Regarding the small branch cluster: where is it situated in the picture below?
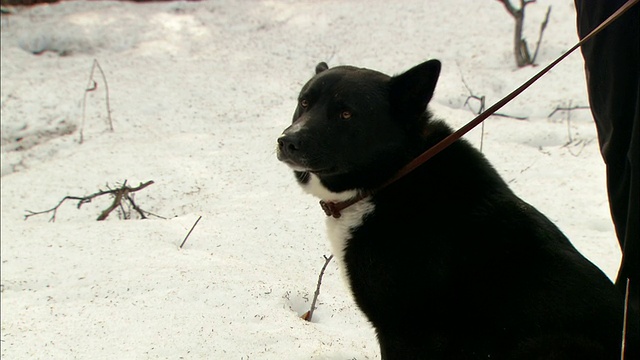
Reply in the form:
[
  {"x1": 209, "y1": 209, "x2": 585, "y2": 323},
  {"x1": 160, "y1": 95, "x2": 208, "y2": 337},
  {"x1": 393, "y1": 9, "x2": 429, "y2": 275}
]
[
  {"x1": 497, "y1": 0, "x2": 551, "y2": 67},
  {"x1": 548, "y1": 100, "x2": 590, "y2": 141},
  {"x1": 548, "y1": 100, "x2": 592, "y2": 157},
  {"x1": 459, "y1": 71, "x2": 528, "y2": 152},
  {"x1": 462, "y1": 77, "x2": 487, "y2": 115},
  {"x1": 460, "y1": 71, "x2": 527, "y2": 121},
  {"x1": 301, "y1": 254, "x2": 333, "y2": 322},
  {"x1": 25, "y1": 180, "x2": 156, "y2": 222}
]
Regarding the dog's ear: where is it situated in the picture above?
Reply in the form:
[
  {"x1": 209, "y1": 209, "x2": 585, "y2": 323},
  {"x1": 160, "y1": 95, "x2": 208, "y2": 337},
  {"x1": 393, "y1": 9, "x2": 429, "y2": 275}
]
[
  {"x1": 389, "y1": 59, "x2": 441, "y2": 117},
  {"x1": 315, "y1": 62, "x2": 329, "y2": 74}
]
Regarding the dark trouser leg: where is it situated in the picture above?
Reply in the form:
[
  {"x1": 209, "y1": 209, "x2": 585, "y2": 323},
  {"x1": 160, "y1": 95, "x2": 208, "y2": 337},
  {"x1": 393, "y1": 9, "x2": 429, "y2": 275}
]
[{"x1": 574, "y1": 1, "x2": 639, "y2": 310}]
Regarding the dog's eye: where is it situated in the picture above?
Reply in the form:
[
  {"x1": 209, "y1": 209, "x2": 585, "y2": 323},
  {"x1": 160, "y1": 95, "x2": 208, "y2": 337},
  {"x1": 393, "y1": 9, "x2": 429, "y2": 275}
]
[
  {"x1": 300, "y1": 99, "x2": 309, "y2": 108},
  {"x1": 340, "y1": 111, "x2": 352, "y2": 120}
]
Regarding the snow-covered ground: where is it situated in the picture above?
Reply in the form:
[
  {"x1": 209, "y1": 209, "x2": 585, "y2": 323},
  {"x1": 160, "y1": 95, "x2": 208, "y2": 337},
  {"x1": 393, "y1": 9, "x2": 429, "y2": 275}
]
[{"x1": 1, "y1": 1, "x2": 620, "y2": 358}]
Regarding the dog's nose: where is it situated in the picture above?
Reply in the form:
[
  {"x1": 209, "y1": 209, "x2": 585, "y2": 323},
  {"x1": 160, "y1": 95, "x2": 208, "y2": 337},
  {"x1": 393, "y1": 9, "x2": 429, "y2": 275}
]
[{"x1": 277, "y1": 134, "x2": 301, "y2": 156}]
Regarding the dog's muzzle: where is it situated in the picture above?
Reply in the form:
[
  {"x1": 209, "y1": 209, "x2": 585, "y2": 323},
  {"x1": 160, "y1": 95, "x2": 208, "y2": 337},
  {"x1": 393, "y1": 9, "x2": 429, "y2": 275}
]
[{"x1": 277, "y1": 133, "x2": 308, "y2": 172}]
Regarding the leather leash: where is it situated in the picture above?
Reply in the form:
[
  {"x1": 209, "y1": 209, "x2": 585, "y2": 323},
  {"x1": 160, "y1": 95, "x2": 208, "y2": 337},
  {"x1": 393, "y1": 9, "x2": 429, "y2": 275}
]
[{"x1": 320, "y1": 0, "x2": 639, "y2": 219}]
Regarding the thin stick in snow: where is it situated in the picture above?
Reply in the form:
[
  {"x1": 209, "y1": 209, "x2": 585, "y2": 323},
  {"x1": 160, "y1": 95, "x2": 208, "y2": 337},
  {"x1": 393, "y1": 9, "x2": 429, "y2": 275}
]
[
  {"x1": 530, "y1": 6, "x2": 552, "y2": 64},
  {"x1": 460, "y1": 72, "x2": 487, "y2": 152},
  {"x1": 80, "y1": 59, "x2": 113, "y2": 144},
  {"x1": 301, "y1": 254, "x2": 333, "y2": 322},
  {"x1": 180, "y1": 215, "x2": 202, "y2": 249}
]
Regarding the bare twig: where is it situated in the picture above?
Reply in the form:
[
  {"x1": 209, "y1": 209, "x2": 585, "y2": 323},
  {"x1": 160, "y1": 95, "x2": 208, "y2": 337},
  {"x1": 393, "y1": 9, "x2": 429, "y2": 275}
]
[
  {"x1": 530, "y1": 6, "x2": 551, "y2": 64},
  {"x1": 548, "y1": 100, "x2": 591, "y2": 156},
  {"x1": 301, "y1": 254, "x2": 333, "y2": 322},
  {"x1": 144, "y1": 211, "x2": 168, "y2": 220},
  {"x1": 460, "y1": 72, "x2": 487, "y2": 152},
  {"x1": 547, "y1": 104, "x2": 590, "y2": 118},
  {"x1": 461, "y1": 74, "x2": 487, "y2": 115},
  {"x1": 125, "y1": 193, "x2": 146, "y2": 219},
  {"x1": 25, "y1": 180, "x2": 155, "y2": 222},
  {"x1": 97, "y1": 180, "x2": 127, "y2": 221},
  {"x1": 25, "y1": 195, "x2": 90, "y2": 222},
  {"x1": 491, "y1": 113, "x2": 528, "y2": 121},
  {"x1": 80, "y1": 59, "x2": 113, "y2": 144},
  {"x1": 180, "y1": 215, "x2": 202, "y2": 249},
  {"x1": 459, "y1": 71, "x2": 528, "y2": 152},
  {"x1": 497, "y1": 0, "x2": 551, "y2": 67},
  {"x1": 464, "y1": 94, "x2": 486, "y2": 152}
]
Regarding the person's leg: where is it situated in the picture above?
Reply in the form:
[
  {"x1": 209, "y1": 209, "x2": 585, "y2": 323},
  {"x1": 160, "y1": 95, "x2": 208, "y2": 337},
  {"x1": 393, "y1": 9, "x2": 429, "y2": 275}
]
[{"x1": 575, "y1": 1, "x2": 639, "y2": 310}]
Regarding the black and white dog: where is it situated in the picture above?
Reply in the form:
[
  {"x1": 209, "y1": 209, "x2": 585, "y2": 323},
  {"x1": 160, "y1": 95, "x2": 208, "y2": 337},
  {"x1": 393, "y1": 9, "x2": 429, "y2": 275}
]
[{"x1": 276, "y1": 60, "x2": 638, "y2": 359}]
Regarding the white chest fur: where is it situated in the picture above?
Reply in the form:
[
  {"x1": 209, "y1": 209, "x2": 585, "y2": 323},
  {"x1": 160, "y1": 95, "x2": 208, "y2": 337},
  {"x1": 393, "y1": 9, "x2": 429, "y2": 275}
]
[
  {"x1": 325, "y1": 199, "x2": 375, "y2": 279},
  {"x1": 302, "y1": 174, "x2": 376, "y2": 289}
]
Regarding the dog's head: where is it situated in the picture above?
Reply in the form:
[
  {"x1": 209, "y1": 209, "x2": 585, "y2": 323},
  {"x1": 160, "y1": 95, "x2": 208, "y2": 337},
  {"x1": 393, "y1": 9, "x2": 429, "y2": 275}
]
[{"x1": 277, "y1": 60, "x2": 441, "y2": 199}]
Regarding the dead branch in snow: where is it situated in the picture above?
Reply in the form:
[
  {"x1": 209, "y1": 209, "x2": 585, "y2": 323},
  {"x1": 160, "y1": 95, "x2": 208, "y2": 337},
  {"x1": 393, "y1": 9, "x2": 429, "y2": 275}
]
[
  {"x1": 80, "y1": 59, "x2": 113, "y2": 144},
  {"x1": 459, "y1": 72, "x2": 487, "y2": 152},
  {"x1": 180, "y1": 215, "x2": 202, "y2": 249},
  {"x1": 461, "y1": 74, "x2": 487, "y2": 115},
  {"x1": 497, "y1": 0, "x2": 551, "y2": 67},
  {"x1": 547, "y1": 104, "x2": 590, "y2": 119},
  {"x1": 301, "y1": 254, "x2": 333, "y2": 322},
  {"x1": 459, "y1": 72, "x2": 528, "y2": 152},
  {"x1": 491, "y1": 113, "x2": 528, "y2": 121},
  {"x1": 458, "y1": 63, "x2": 529, "y2": 121},
  {"x1": 549, "y1": 100, "x2": 591, "y2": 156},
  {"x1": 24, "y1": 180, "x2": 155, "y2": 222}
]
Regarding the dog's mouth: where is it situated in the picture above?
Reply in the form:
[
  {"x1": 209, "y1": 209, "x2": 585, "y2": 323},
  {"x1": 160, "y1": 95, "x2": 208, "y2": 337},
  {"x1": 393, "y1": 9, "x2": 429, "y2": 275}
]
[
  {"x1": 276, "y1": 147, "x2": 317, "y2": 172},
  {"x1": 276, "y1": 148, "x2": 304, "y2": 169},
  {"x1": 276, "y1": 138, "x2": 338, "y2": 176},
  {"x1": 279, "y1": 158, "x2": 307, "y2": 172},
  {"x1": 277, "y1": 153, "x2": 335, "y2": 176},
  {"x1": 281, "y1": 160, "x2": 333, "y2": 176}
]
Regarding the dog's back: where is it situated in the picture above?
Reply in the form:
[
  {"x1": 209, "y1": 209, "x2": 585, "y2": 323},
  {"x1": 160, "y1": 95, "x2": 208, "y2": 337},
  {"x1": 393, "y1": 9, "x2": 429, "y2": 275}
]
[{"x1": 348, "y1": 120, "x2": 636, "y2": 359}]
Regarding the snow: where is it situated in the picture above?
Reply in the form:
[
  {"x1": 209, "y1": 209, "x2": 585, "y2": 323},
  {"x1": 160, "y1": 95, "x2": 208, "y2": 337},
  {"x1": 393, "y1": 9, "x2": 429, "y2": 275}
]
[{"x1": 0, "y1": 0, "x2": 620, "y2": 358}]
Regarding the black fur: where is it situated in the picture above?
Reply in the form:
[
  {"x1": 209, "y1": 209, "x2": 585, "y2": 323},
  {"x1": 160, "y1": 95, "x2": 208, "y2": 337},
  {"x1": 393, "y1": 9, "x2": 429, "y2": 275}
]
[{"x1": 277, "y1": 60, "x2": 639, "y2": 359}]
